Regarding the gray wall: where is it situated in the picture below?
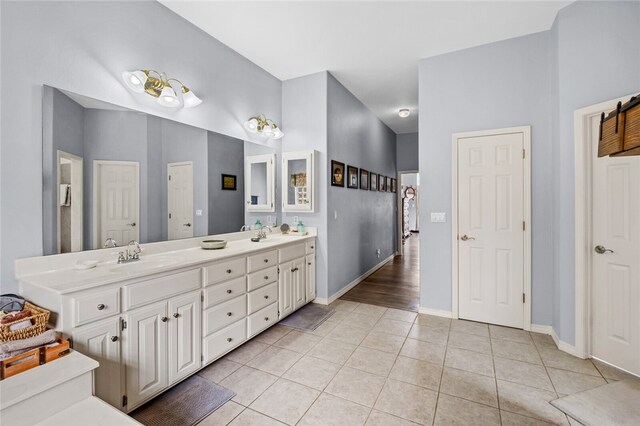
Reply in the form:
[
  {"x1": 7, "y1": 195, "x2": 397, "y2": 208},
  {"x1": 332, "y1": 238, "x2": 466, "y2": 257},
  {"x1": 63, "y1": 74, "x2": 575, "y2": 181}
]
[
  {"x1": 208, "y1": 132, "x2": 244, "y2": 235},
  {"x1": 147, "y1": 116, "x2": 164, "y2": 243},
  {"x1": 396, "y1": 132, "x2": 419, "y2": 171},
  {"x1": 0, "y1": 0, "x2": 281, "y2": 293},
  {"x1": 327, "y1": 74, "x2": 397, "y2": 297},
  {"x1": 550, "y1": 0, "x2": 640, "y2": 343},
  {"x1": 419, "y1": 31, "x2": 554, "y2": 325},
  {"x1": 282, "y1": 72, "x2": 329, "y2": 298}
]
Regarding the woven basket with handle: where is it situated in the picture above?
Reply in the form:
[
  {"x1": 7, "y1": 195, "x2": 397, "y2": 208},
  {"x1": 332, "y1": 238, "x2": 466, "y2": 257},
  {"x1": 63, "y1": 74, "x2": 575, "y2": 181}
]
[{"x1": 0, "y1": 302, "x2": 50, "y2": 342}]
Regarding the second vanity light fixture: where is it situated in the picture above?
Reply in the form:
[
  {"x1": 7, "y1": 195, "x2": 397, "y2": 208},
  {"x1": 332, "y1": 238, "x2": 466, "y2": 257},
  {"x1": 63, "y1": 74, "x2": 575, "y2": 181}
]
[
  {"x1": 122, "y1": 69, "x2": 202, "y2": 108},
  {"x1": 244, "y1": 115, "x2": 284, "y2": 139}
]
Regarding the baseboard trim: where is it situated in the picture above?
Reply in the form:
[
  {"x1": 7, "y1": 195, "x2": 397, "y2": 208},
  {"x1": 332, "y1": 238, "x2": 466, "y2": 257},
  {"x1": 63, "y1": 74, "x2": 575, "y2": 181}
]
[
  {"x1": 316, "y1": 254, "x2": 396, "y2": 306},
  {"x1": 531, "y1": 324, "x2": 584, "y2": 358},
  {"x1": 418, "y1": 307, "x2": 453, "y2": 318}
]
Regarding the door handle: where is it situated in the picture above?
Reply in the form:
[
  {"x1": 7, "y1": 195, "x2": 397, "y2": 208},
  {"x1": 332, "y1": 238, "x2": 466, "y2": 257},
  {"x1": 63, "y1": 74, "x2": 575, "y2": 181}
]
[
  {"x1": 183, "y1": 223, "x2": 192, "y2": 227},
  {"x1": 126, "y1": 222, "x2": 136, "y2": 227},
  {"x1": 460, "y1": 235, "x2": 475, "y2": 241},
  {"x1": 594, "y1": 245, "x2": 614, "y2": 254}
]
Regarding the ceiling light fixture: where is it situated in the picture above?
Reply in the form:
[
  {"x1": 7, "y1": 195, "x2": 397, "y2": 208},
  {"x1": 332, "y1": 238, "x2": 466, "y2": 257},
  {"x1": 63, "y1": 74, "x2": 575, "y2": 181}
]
[
  {"x1": 121, "y1": 69, "x2": 202, "y2": 108},
  {"x1": 244, "y1": 115, "x2": 284, "y2": 139},
  {"x1": 398, "y1": 108, "x2": 410, "y2": 118}
]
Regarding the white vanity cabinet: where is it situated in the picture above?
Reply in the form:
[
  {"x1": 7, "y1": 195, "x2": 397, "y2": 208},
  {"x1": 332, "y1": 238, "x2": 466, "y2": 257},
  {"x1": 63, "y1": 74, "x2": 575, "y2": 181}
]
[{"x1": 278, "y1": 243, "x2": 310, "y2": 319}]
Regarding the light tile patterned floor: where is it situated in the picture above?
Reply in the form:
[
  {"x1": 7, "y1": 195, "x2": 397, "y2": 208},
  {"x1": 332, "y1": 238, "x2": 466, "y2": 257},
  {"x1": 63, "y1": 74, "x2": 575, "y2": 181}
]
[{"x1": 196, "y1": 301, "x2": 638, "y2": 426}]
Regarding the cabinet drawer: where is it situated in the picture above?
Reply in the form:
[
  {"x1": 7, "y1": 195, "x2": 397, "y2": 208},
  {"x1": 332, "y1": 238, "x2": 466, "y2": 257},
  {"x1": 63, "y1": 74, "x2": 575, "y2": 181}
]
[
  {"x1": 305, "y1": 241, "x2": 316, "y2": 255},
  {"x1": 203, "y1": 318, "x2": 247, "y2": 364},
  {"x1": 248, "y1": 283, "x2": 278, "y2": 314},
  {"x1": 248, "y1": 302, "x2": 278, "y2": 338},
  {"x1": 247, "y1": 250, "x2": 278, "y2": 273},
  {"x1": 203, "y1": 295, "x2": 247, "y2": 336},
  {"x1": 205, "y1": 257, "x2": 246, "y2": 286},
  {"x1": 279, "y1": 243, "x2": 306, "y2": 263},
  {"x1": 203, "y1": 276, "x2": 246, "y2": 309},
  {"x1": 123, "y1": 269, "x2": 201, "y2": 310},
  {"x1": 247, "y1": 266, "x2": 278, "y2": 292},
  {"x1": 73, "y1": 288, "x2": 120, "y2": 327}
]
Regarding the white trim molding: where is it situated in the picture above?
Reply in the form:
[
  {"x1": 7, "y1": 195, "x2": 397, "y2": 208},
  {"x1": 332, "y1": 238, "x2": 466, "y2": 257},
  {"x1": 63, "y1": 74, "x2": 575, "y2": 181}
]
[
  {"x1": 418, "y1": 307, "x2": 453, "y2": 318},
  {"x1": 313, "y1": 254, "x2": 395, "y2": 305},
  {"x1": 451, "y1": 126, "x2": 532, "y2": 330},
  {"x1": 531, "y1": 324, "x2": 583, "y2": 358},
  {"x1": 573, "y1": 94, "x2": 635, "y2": 361}
]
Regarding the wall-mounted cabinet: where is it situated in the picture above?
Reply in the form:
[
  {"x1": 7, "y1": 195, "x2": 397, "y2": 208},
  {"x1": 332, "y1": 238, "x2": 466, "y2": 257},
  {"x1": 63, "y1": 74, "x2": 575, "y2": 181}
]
[
  {"x1": 245, "y1": 154, "x2": 275, "y2": 212},
  {"x1": 282, "y1": 150, "x2": 315, "y2": 212}
]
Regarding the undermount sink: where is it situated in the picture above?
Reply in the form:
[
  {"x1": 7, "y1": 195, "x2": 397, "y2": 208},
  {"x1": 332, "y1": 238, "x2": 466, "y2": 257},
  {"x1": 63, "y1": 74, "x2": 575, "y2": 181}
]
[{"x1": 108, "y1": 256, "x2": 183, "y2": 273}]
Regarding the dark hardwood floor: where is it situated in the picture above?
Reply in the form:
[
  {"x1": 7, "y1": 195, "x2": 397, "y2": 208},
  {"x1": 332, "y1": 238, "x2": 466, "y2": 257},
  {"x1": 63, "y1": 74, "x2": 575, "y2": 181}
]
[{"x1": 340, "y1": 234, "x2": 419, "y2": 311}]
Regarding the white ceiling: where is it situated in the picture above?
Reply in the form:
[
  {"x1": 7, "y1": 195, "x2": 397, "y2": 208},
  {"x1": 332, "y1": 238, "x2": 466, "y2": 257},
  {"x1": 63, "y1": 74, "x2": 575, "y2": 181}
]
[{"x1": 160, "y1": 1, "x2": 570, "y2": 134}]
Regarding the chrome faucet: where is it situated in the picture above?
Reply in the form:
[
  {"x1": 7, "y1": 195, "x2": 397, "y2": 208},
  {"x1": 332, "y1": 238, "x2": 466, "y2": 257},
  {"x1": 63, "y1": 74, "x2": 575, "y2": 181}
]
[
  {"x1": 240, "y1": 225, "x2": 250, "y2": 232},
  {"x1": 256, "y1": 226, "x2": 272, "y2": 240},
  {"x1": 117, "y1": 240, "x2": 141, "y2": 264},
  {"x1": 104, "y1": 237, "x2": 118, "y2": 248}
]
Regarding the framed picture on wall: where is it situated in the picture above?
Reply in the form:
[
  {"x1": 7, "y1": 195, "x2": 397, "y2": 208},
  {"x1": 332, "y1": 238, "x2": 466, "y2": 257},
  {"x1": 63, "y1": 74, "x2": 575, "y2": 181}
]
[
  {"x1": 370, "y1": 173, "x2": 378, "y2": 191},
  {"x1": 386, "y1": 176, "x2": 392, "y2": 192},
  {"x1": 379, "y1": 175, "x2": 386, "y2": 191},
  {"x1": 221, "y1": 174, "x2": 237, "y2": 190},
  {"x1": 360, "y1": 169, "x2": 369, "y2": 190},
  {"x1": 391, "y1": 178, "x2": 397, "y2": 193},
  {"x1": 331, "y1": 160, "x2": 345, "y2": 187},
  {"x1": 347, "y1": 165, "x2": 359, "y2": 189}
]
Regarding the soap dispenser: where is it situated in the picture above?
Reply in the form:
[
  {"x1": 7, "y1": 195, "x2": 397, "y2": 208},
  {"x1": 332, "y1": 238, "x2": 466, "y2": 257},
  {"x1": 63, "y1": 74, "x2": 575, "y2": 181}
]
[
  {"x1": 297, "y1": 221, "x2": 305, "y2": 235},
  {"x1": 254, "y1": 219, "x2": 263, "y2": 230}
]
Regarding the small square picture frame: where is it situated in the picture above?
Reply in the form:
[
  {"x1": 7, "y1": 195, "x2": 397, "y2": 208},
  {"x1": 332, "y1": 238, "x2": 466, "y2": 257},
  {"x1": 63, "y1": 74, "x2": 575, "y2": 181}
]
[
  {"x1": 386, "y1": 176, "x2": 392, "y2": 192},
  {"x1": 360, "y1": 169, "x2": 369, "y2": 190},
  {"x1": 347, "y1": 165, "x2": 359, "y2": 189},
  {"x1": 221, "y1": 174, "x2": 237, "y2": 190},
  {"x1": 379, "y1": 175, "x2": 386, "y2": 191},
  {"x1": 370, "y1": 173, "x2": 378, "y2": 191},
  {"x1": 331, "y1": 160, "x2": 345, "y2": 187},
  {"x1": 391, "y1": 178, "x2": 397, "y2": 193}
]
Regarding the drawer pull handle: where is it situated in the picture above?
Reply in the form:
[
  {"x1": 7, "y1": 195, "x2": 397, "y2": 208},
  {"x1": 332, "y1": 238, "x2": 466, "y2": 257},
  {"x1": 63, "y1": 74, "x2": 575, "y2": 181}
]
[
  {"x1": 227, "y1": 312, "x2": 233, "y2": 316},
  {"x1": 111, "y1": 336, "x2": 118, "y2": 342},
  {"x1": 264, "y1": 276, "x2": 269, "y2": 280},
  {"x1": 227, "y1": 337, "x2": 233, "y2": 342},
  {"x1": 173, "y1": 313, "x2": 180, "y2": 318},
  {"x1": 227, "y1": 289, "x2": 233, "y2": 294},
  {"x1": 264, "y1": 317, "x2": 269, "y2": 321},
  {"x1": 264, "y1": 259, "x2": 269, "y2": 263},
  {"x1": 310, "y1": 246, "x2": 314, "y2": 249},
  {"x1": 226, "y1": 269, "x2": 232, "y2": 274},
  {"x1": 161, "y1": 316, "x2": 168, "y2": 322},
  {"x1": 264, "y1": 295, "x2": 269, "y2": 299},
  {"x1": 97, "y1": 304, "x2": 105, "y2": 310}
]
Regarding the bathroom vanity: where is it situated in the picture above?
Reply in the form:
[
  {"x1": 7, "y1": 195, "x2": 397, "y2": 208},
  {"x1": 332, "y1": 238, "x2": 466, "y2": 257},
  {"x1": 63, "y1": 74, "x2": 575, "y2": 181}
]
[{"x1": 17, "y1": 229, "x2": 317, "y2": 413}]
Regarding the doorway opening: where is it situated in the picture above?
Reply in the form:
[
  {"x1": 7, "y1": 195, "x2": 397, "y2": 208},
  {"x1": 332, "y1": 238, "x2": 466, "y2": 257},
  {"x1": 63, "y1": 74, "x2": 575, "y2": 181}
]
[{"x1": 57, "y1": 150, "x2": 83, "y2": 253}]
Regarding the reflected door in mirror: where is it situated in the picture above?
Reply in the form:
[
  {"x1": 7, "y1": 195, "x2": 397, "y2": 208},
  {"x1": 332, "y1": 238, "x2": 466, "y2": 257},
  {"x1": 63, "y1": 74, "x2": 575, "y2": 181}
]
[{"x1": 168, "y1": 162, "x2": 194, "y2": 240}]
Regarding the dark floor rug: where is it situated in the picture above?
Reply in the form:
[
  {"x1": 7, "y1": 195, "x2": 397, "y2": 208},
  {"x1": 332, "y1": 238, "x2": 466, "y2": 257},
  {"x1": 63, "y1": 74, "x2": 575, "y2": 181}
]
[
  {"x1": 130, "y1": 374, "x2": 235, "y2": 426},
  {"x1": 279, "y1": 303, "x2": 335, "y2": 331}
]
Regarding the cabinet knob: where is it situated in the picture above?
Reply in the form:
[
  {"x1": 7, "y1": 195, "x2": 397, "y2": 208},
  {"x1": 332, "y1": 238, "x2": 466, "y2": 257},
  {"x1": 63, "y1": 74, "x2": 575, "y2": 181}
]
[
  {"x1": 111, "y1": 336, "x2": 118, "y2": 342},
  {"x1": 161, "y1": 316, "x2": 168, "y2": 322},
  {"x1": 173, "y1": 313, "x2": 180, "y2": 318},
  {"x1": 264, "y1": 259, "x2": 269, "y2": 263},
  {"x1": 264, "y1": 276, "x2": 269, "y2": 280},
  {"x1": 227, "y1": 312, "x2": 233, "y2": 317},
  {"x1": 227, "y1": 337, "x2": 233, "y2": 342},
  {"x1": 226, "y1": 269, "x2": 232, "y2": 274},
  {"x1": 264, "y1": 295, "x2": 269, "y2": 299},
  {"x1": 227, "y1": 289, "x2": 232, "y2": 294},
  {"x1": 264, "y1": 317, "x2": 269, "y2": 321},
  {"x1": 311, "y1": 246, "x2": 314, "y2": 249},
  {"x1": 291, "y1": 268, "x2": 296, "y2": 272},
  {"x1": 308, "y1": 262, "x2": 311, "y2": 266},
  {"x1": 97, "y1": 304, "x2": 105, "y2": 310}
]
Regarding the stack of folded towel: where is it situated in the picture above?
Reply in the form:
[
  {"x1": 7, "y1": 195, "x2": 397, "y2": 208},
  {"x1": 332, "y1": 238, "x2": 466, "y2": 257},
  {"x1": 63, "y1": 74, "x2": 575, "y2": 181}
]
[{"x1": 0, "y1": 294, "x2": 58, "y2": 361}]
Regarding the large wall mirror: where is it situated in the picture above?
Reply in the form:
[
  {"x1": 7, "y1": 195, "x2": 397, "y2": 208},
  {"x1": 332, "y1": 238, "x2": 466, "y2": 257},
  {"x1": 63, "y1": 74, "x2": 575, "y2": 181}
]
[{"x1": 42, "y1": 86, "x2": 278, "y2": 255}]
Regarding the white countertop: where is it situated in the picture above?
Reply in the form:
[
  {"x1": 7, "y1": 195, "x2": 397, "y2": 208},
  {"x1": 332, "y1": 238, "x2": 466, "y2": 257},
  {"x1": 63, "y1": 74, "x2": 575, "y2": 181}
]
[{"x1": 16, "y1": 230, "x2": 316, "y2": 295}]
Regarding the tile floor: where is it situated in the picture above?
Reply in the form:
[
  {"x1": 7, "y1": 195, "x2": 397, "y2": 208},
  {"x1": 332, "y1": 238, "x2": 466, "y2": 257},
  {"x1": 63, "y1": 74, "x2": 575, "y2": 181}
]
[{"x1": 196, "y1": 301, "x2": 638, "y2": 426}]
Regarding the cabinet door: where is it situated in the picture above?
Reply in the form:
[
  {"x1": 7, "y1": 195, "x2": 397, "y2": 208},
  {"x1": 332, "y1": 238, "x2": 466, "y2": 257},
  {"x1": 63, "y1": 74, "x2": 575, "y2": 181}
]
[
  {"x1": 306, "y1": 254, "x2": 316, "y2": 301},
  {"x1": 168, "y1": 291, "x2": 201, "y2": 384},
  {"x1": 293, "y1": 257, "x2": 306, "y2": 310},
  {"x1": 72, "y1": 317, "x2": 122, "y2": 409},
  {"x1": 125, "y1": 301, "x2": 168, "y2": 410},
  {"x1": 278, "y1": 261, "x2": 294, "y2": 319}
]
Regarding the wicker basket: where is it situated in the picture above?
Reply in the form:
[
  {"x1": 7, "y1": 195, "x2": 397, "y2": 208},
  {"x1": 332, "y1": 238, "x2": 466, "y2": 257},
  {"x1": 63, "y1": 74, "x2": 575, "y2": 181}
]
[{"x1": 0, "y1": 302, "x2": 50, "y2": 342}]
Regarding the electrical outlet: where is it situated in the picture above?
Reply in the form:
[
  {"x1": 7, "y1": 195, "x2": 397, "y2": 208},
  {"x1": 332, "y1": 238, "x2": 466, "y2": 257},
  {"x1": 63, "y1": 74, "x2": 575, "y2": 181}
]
[
  {"x1": 430, "y1": 212, "x2": 446, "y2": 223},
  {"x1": 195, "y1": 209, "x2": 203, "y2": 217},
  {"x1": 293, "y1": 216, "x2": 299, "y2": 224},
  {"x1": 334, "y1": 210, "x2": 338, "y2": 220},
  {"x1": 376, "y1": 249, "x2": 381, "y2": 258},
  {"x1": 267, "y1": 216, "x2": 272, "y2": 225}
]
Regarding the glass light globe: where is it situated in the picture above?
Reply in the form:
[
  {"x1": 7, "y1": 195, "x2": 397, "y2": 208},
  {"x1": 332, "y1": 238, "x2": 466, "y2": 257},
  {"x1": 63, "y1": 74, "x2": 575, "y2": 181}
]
[
  {"x1": 182, "y1": 89, "x2": 202, "y2": 108},
  {"x1": 122, "y1": 70, "x2": 147, "y2": 93},
  {"x1": 157, "y1": 85, "x2": 179, "y2": 107}
]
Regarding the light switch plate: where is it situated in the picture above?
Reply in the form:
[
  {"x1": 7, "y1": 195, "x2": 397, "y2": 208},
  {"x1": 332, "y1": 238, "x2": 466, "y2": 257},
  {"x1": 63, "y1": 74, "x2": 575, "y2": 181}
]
[
  {"x1": 430, "y1": 212, "x2": 446, "y2": 223},
  {"x1": 195, "y1": 209, "x2": 203, "y2": 216}
]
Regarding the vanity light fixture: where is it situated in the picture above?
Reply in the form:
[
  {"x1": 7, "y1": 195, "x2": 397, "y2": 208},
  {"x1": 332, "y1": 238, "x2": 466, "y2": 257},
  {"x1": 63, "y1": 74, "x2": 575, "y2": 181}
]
[
  {"x1": 398, "y1": 108, "x2": 410, "y2": 118},
  {"x1": 121, "y1": 69, "x2": 202, "y2": 108},
  {"x1": 244, "y1": 115, "x2": 284, "y2": 139}
]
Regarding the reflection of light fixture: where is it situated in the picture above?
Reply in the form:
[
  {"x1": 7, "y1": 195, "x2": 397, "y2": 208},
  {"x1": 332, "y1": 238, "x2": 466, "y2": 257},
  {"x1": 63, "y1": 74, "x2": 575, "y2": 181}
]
[
  {"x1": 244, "y1": 114, "x2": 284, "y2": 139},
  {"x1": 121, "y1": 69, "x2": 202, "y2": 108},
  {"x1": 398, "y1": 108, "x2": 410, "y2": 118}
]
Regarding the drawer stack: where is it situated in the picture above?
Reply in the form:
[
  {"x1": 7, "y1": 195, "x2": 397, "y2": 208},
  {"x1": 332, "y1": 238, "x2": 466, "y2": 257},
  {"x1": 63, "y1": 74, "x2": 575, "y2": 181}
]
[{"x1": 246, "y1": 250, "x2": 279, "y2": 338}]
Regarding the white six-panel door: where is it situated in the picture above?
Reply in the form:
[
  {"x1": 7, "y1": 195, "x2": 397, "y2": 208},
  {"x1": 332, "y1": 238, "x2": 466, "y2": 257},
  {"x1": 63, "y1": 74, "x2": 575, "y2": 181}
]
[
  {"x1": 167, "y1": 162, "x2": 194, "y2": 240},
  {"x1": 590, "y1": 116, "x2": 640, "y2": 376},
  {"x1": 94, "y1": 161, "x2": 139, "y2": 248},
  {"x1": 457, "y1": 131, "x2": 526, "y2": 328}
]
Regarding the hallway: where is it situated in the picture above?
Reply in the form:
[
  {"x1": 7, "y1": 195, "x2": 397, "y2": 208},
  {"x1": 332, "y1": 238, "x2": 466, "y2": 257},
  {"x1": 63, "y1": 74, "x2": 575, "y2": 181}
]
[{"x1": 340, "y1": 235, "x2": 419, "y2": 311}]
